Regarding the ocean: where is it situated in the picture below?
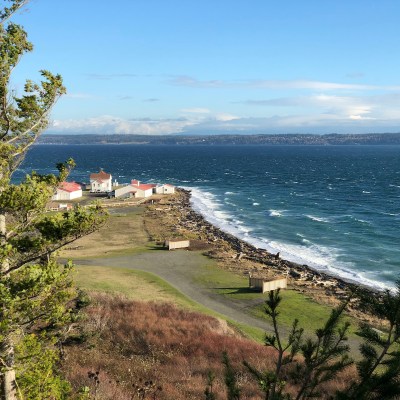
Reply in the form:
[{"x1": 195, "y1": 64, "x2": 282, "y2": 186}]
[{"x1": 16, "y1": 144, "x2": 400, "y2": 290}]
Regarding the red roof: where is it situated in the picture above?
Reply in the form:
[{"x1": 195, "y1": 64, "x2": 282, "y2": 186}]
[
  {"x1": 59, "y1": 181, "x2": 82, "y2": 193},
  {"x1": 90, "y1": 170, "x2": 111, "y2": 180},
  {"x1": 131, "y1": 183, "x2": 154, "y2": 191}
]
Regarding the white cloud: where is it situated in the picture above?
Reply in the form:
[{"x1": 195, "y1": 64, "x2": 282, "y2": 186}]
[
  {"x1": 49, "y1": 111, "x2": 400, "y2": 135},
  {"x1": 50, "y1": 88, "x2": 400, "y2": 136},
  {"x1": 215, "y1": 113, "x2": 240, "y2": 122},
  {"x1": 51, "y1": 115, "x2": 197, "y2": 135}
]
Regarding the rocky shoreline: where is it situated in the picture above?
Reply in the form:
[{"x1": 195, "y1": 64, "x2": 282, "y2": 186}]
[{"x1": 163, "y1": 188, "x2": 379, "y2": 309}]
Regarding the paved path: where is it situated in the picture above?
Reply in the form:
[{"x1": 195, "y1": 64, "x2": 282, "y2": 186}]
[
  {"x1": 73, "y1": 251, "x2": 363, "y2": 353},
  {"x1": 74, "y1": 251, "x2": 273, "y2": 333}
]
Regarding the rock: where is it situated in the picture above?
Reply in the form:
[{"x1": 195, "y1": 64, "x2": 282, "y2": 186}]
[{"x1": 289, "y1": 270, "x2": 301, "y2": 279}]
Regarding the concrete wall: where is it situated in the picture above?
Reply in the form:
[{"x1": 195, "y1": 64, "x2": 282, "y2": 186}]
[
  {"x1": 68, "y1": 189, "x2": 82, "y2": 200},
  {"x1": 114, "y1": 185, "x2": 132, "y2": 198},
  {"x1": 138, "y1": 188, "x2": 153, "y2": 198},
  {"x1": 249, "y1": 276, "x2": 287, "y2": 293},
  {"x1": 165, "y1": 240, "x2": 190, "y2": 250},
  {"x1": 263, "y1": 278, "x2": 287, "y2": 292}
]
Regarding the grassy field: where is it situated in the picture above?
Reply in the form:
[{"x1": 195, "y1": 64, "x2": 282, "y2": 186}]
[
  {"x1": 76, "y1": 265, "x2": 200, "y2": 307},
  {"x1": 61, "y1": 207, "x2": 152, "y2": 259},
  {"x1": 194, "y1": 262, "x2": 357, "y2": 336},
  {"x1": 75, "y1": 264, "x2": 266, "y2": 342},
  {"x1": 72, "y1": 203, "x2": 358, "y2": 343}
]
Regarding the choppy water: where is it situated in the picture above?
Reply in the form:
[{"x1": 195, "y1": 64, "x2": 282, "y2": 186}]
[{"x1": 17, "y1": 144, "x2": 400, "y2": 290}]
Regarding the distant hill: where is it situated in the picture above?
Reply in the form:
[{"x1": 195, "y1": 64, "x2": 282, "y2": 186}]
[{"x1": 38, "y1": 132, "x2": 400, "y2": 145}]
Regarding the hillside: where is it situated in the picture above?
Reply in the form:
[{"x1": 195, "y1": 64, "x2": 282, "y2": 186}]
[{"x1": 38, "y1": 132, "x2": 400, "y2": 145}]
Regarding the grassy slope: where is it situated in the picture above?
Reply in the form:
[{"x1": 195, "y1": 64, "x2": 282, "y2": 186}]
[
  {"x1": 73, "y1": 205, "x2": 357, "y2": 342},
  {"x1": 75, "y1": 265, "x2": 266, "y2": 341}
]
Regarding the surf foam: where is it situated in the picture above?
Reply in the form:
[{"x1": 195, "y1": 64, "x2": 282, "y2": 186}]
[{"x1": 186, "y1": 186, "x2": 392, "y2": 290}]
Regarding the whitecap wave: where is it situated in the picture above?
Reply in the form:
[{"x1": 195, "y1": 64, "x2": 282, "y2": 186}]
[
  {"x1": 253, "y1": 202, "x2": 260, "y2": 206},
  {"x1": 306, "y1": 215, "x2": 330, "y2": 223},
  {"x1": 186, "y1": 186, "x2": 393, "y2": 291},
  {"x1": 269, "y1": 209, "x2": 284, "y2": 217},
  {"x1": 354, "y1": 218, "x2": 371, "y2": 225},
  {"x1": 187, "y1": 187, "x2": 252, "y2": 238}
]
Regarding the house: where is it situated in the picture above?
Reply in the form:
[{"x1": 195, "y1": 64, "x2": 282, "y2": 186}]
[
  {"x1": 114, "y1": 180, "x2": 154, "y2": 199},
  {"x1": 131, "y1": 180, "x2": 154, "y2": 197},
  {"x1": 249, "y1": 274, "x2": 287, "y2": 293},
  {"x1": 52, "y1": 181, "x2": 82, "y2": 201},
  {"x1": 90, "y1": 169, "x2": 112, "y2": 192},
  {"x1": 154, "y1": 184, "x2": 175, "y2": 195}
]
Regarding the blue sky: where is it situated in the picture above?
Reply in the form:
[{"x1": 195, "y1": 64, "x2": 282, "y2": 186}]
[{"x1": 9, "y1": 0, "x2": 400, "y2": 135}]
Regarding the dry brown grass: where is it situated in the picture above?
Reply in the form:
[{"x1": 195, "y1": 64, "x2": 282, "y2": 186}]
[
  {"x1": 62, "y1": 294, "x2": 272, "y2": 399},
  {"x1": 61, "y1": 207, "x2": 149, "y2": 258},
  {"x1": 62, "y1": 294, "x2": 355, "y2": 399}
]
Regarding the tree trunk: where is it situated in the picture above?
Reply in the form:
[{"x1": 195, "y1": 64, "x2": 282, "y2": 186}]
[
  {"x1": 0, "y1": 214, "x2": 17, "y2": 400},
  {"x1": 1, "y1": 363, "x2": 17, "y2": 400},
  {"x1": 0, "y1": 336, "x2": 17, "y2": 400}
]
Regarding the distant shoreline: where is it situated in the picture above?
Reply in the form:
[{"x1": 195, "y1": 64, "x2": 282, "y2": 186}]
[{"x1": 38, "y1": 132, "x2": 400, "y2": 146}]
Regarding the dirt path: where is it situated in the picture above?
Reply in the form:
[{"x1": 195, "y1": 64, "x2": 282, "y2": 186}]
[{"x1": 74, "y1": 250, "x2": 274, "y2": 333}]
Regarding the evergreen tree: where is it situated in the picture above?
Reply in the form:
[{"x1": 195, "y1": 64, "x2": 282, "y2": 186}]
[
  {"x1": 336, "y1": 282, "x2": 400, "y2": 399},
  {"x1": 244, "y1": 286, "x2": 400, "y2": 399},
  {"x1": 0, "y1": 2, "x2": 106, "y2": 398},
  {"x1": 223, "y1": 352, "x2": 240, "y2": 400},
  {"x1": 244, "y1": 289, "x2": 352, "y2": 400}
]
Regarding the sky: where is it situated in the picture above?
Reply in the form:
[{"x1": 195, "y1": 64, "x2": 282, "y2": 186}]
[{"x1": 8, "y1": 0, "x2": 400, "y2": 135}]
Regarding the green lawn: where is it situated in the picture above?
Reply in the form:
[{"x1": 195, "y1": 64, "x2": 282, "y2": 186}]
[{"x1": 194, "y1": 262, "x2": 356, "y2": 336}]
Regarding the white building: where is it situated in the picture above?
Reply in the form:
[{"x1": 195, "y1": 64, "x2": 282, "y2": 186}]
[
  {"x1": 52, "y1": 182, "x2": 82, "y2": 201},
  {"x1": 154, "y1": 184, "x2": 175, "y2": 195},
  {"x1": 114, "y1": 180, "x2": 154, "y2": 199},
  {"x1": 90, "y1": 169, "x2": 112, "y2": 192}
]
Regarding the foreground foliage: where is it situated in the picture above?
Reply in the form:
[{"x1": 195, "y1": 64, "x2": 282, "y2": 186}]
[
  {"x1": 0, "y1": 1, "x2": 106, "y2": 398},
  {"x1": 222, "y1": 284, "x2": 400, "y2": 400}
]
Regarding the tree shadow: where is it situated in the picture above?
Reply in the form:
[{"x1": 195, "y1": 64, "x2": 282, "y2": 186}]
[
  {"x1": 148, "y1": 246, "x2": 167, "y2": 251},
  {"x1": 211, "y1": 287, "x2": 261, "y2": 295}
]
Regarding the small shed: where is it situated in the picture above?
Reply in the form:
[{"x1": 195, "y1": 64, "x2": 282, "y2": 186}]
[
  {"x1": 249, "y1": 274, "x2": 287, "y2": 293},
  {"x1": 155, "y1": 184, "x2": 176, "y2": 195},
  {"x1": 164, "y1": 239, "x2": 190, "y2": 250}
]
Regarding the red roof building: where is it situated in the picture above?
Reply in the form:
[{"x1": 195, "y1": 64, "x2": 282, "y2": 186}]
[
  {"x1": 52, "y1": 181, "x2": 82, "y2": 201},
  {"x1": 59, "y1": 181, "x2": 82, "y2": 193}
]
